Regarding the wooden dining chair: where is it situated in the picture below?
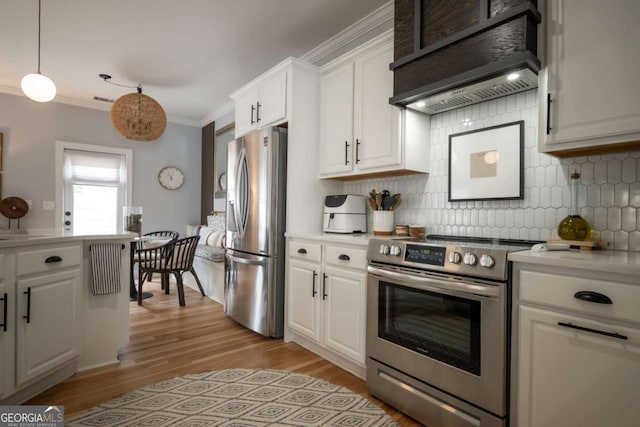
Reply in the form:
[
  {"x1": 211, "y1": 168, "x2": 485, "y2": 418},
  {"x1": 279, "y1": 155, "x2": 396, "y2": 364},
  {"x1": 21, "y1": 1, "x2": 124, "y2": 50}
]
[
  {"x1": 138, "y1": 230, "x2": 179, "y2": 284},
  {"x1": 137, "y1": 236, "x2": 205, "y2": 306}
]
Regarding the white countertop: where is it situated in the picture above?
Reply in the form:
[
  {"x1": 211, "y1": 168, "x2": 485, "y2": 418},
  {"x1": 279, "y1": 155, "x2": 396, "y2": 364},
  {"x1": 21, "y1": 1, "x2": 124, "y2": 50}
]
[
  {"x1": 285, "y1": 231, "x2": 373, "y2": 247},
  {"x1": 0, "y1": 231, "x2": 136, "y2": 249},
  {"x1": 509, "y1": 249, "x2": 640, "y2": 276}
]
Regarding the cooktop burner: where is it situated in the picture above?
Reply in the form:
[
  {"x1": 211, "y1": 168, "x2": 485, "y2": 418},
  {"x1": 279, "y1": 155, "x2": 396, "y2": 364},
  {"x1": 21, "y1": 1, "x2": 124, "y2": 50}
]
[{"x1": 367, "y1": 235, "x2": 542, "y2": 281}]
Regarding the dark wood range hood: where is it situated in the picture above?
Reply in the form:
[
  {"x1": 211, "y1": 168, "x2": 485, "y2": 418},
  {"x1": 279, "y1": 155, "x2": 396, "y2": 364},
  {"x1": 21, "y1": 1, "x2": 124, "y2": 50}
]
[{"x1": 390, "y1": 0, "x2": 541, "y2": 114}]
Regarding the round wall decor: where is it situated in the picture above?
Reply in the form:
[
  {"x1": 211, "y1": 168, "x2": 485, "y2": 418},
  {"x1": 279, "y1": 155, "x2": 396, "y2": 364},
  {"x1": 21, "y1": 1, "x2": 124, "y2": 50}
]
[{"x1": 158, "y1": 166, "x2": 184, "y2": 190}]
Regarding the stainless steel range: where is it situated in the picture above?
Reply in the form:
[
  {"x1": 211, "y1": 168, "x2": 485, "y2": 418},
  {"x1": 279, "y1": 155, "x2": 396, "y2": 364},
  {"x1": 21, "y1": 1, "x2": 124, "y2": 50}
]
[{"x1": 366, "y1": 235, "x2": 538, "y2": 427}]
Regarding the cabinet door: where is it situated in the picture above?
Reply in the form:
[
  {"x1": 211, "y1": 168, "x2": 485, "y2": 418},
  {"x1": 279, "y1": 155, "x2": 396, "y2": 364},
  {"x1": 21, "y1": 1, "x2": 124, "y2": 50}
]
[
  {"x1": 15, "y1": 270, "x2": 79, "y2": 387},
  {"x1": 322, "y1": 266, "x2": 366, "y2": 364},
  {"x1": 234, "y1": 85, "x2": 259, "y2": 138},
  {"x1": 257, "y1": 70, "x2": 287, "y2": 127},
  {"x1": 353, "y1": 42, "x2": 401, "y2": 170},
  {"x1": 0, "y1": 254, "x2": 15, "y2": 399},
  {"x1": 541, "y1": 0, "x2": 640, "y2": 150},
  {"x1": 319, "y1": 63, "x2": 354, "y2": 175},
  {"x1": 287, "y1": 259, "x2": 321, "y2": 342},
  {"x1": 517, "y1": 305, "x2": 640, "y2": 427}
]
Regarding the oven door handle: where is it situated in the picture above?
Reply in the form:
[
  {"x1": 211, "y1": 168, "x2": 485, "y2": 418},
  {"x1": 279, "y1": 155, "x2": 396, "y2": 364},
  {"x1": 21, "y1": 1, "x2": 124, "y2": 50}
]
[{"x1": 367, "y1": 265, "x2": 501, "y2": 298}]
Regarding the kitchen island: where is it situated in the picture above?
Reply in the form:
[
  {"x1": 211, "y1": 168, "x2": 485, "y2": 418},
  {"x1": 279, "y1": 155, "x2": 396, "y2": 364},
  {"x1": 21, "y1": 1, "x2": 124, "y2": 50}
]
[{"x1": 0, "y1": 232, "x2": 132, "y2": 404}]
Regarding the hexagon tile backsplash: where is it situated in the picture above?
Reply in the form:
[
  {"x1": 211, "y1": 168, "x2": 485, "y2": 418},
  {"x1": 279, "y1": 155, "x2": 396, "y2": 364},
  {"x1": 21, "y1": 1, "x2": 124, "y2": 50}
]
[{"x1": 344, "y1": 90, "x2": 640, "y2": 251}]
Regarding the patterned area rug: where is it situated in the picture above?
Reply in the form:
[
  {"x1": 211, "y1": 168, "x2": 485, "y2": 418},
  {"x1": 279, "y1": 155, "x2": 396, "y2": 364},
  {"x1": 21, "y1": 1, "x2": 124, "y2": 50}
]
[{"x1": 67, "y1": 369, "x2": 398, "y2": 426}]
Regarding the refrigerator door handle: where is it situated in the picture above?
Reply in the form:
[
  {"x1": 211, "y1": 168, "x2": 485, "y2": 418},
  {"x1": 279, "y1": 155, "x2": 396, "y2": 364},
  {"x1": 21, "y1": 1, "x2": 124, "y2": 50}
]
[
  {"x1": 234, "y1": 147, "x2": 250, "y2": 236},
  {"x1": 227, "y1": 254, "x2": 266, "y2": 266}
]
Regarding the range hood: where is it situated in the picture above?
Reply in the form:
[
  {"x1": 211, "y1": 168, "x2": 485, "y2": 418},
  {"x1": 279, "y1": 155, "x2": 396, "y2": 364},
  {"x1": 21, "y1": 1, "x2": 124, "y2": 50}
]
[
  {"x1": 390, "y1": 0, "x2": 541, "y2": 114},
  {"x1": 403, "y1": 68, "x2": 538, "y2": 115}
]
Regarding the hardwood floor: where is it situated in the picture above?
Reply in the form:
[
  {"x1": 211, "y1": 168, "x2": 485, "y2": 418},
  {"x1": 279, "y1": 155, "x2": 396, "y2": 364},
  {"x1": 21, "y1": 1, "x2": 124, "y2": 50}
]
[{"x1": 27, "y1": 279, "x2": 422, "y2": 426}]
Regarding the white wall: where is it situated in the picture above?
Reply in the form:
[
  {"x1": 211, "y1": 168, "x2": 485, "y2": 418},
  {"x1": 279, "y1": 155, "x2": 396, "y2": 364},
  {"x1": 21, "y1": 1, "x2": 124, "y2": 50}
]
[
  {"x1": 344, "y1": 90, "x2": 640, "y2": 251},
  {"x1": 0, "y1": 92, "x2": 201, "y2": 234}
]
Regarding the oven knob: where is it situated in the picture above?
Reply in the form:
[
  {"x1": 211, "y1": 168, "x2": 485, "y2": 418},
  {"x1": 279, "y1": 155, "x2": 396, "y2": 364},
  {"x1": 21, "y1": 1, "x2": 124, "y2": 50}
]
[
  {"x1": 379, "y1": 244, "x2": 390, "y2": 255},
  {"x1": 448, "y1": 251, "x2": 462, "y2": 264},
  {"x1": 390, "y1": 245, "x2": 401, "y2": 256},
  {"x1": 463, "y1": 253, "x2": 478, "y2": 266},
  {"x1": 480, "y1": 254, "x2": 495, "y2": 268}
]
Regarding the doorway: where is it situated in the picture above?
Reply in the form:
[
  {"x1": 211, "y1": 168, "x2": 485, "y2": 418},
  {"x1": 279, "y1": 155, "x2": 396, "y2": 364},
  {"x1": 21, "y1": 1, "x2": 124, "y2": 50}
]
[{"x1": 55, "y1": 141, "x2": 132, "y2": 235}]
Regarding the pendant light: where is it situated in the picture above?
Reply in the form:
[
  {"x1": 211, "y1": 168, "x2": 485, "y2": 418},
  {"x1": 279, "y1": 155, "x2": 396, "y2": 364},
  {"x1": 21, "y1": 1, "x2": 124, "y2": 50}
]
[
  {"x1": 21, "y1": 0, "x2": 56, "y2": 102},
  {"x1": 100, "y1": 75, "x2": 167, "y2": 142}
]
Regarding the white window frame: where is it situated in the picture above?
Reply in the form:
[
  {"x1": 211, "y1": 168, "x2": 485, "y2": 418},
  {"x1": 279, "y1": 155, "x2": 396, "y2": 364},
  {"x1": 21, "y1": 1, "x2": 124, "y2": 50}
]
[{"x1": 55, "y1": 141, "x2": 133, "y2": 234}]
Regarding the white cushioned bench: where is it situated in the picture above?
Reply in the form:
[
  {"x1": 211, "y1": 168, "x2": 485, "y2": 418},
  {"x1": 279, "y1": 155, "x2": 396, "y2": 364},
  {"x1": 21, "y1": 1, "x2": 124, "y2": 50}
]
[{"x1": 183, "y1": 220, "x2": 226, "y2": 305}]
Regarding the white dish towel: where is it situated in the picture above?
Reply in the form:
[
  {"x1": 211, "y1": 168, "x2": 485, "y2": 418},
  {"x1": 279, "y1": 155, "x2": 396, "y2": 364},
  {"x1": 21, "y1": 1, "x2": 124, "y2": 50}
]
[{"x1": 89, "y1": 243, "x2": 122, "y2": 295}]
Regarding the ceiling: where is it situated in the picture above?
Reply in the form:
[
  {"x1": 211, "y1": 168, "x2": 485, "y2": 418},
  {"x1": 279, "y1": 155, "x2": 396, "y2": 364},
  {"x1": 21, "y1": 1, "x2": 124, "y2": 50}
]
[{"x1": 0, "y1": 0, "x2": 390, "y2": 126}]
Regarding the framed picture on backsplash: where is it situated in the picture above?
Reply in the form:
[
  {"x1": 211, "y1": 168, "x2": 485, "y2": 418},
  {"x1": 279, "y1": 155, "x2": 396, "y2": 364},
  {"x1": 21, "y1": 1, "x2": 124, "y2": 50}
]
[{"x1": 448, "y1": 120, "x2": 524, "y2": 201}]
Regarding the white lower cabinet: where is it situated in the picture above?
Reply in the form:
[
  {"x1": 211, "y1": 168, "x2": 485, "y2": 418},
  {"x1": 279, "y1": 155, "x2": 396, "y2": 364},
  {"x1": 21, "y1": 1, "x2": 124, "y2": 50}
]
[
  {"x1": 286, "y1": 238, "x2": 367, "y2": 376},
  {"x1": 0, "y1": 243, "x2": 81, "y2": 402},
  {"x1": 0, "y1": 252, "x2": 15, "y2": 399},
  {"x1": 16, "y1": 269, "x2": 79, "y2": 387},
  {"x1": 512, "y1": 265, "x2": 640, "y2": 427}
]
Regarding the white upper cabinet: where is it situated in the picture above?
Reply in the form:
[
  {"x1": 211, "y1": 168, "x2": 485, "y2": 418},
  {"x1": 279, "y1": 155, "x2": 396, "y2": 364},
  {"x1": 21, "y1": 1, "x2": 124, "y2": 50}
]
[
  {"x1": 319, "y1": 63, "x2": 354, "y2": 175},
  {"x1": 539, "y1": 0, "x2": 640, "y2": 155},
  {"x1": 319, "y1": 30, "x2": 429, "y2": 179},
  {"x1": 232, "y1": 66, "x2": 287, "y2": 138}
]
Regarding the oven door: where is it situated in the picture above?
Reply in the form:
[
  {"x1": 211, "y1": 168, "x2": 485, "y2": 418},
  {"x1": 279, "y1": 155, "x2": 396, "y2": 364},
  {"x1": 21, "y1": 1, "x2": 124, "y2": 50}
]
[{"x1": 367, "y1": 264, "x2": 507, "y2": 417}]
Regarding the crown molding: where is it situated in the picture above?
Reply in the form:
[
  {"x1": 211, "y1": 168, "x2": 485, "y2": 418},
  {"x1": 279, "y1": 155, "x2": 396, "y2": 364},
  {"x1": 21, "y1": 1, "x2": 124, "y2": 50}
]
[
  {"x1": 300, "y1": 0, "x2": 394, "y2": 65},
  {"x1": 199, "y1": 99, "x2": 234, "y2": 128}
]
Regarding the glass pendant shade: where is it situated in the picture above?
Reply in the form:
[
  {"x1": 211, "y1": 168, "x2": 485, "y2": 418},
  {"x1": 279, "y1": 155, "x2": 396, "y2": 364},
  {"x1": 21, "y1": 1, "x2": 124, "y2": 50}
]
[{"x1": 21, "y1": 72, "x2": 56, "y2": 102}]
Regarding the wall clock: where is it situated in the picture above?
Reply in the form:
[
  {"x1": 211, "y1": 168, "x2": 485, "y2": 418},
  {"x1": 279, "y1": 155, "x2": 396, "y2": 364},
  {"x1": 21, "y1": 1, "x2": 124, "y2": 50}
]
[{"x1": 158, "y1": 166, "x2": 184, "y2": 190}]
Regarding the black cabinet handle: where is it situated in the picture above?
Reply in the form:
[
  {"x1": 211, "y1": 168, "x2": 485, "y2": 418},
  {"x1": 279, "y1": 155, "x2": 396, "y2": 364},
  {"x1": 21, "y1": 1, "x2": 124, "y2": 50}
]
[
  {"x1": 322, "y1": 273, "x2": 328, "y2": 300},
  {"x1": 256, "y1": 102, "x2": 261, "y2": 122},
  {"x1": 250, "y1": 104, "x2": 256, "y2": 125},
  {"x1": 45, "y1": 256, "x2": 62, "y2": 263},
  {"x1": 546, "y1": 93, "x2": 552, "y2": 134},
  {"x1": 356, "y1": 139, "x2": 361, "y2": 164},
  {"x1": 23, "y1": 288, "x2": 31, "y2": 324},
  {"x1": 344, "y1": 141, "x2": 350, "y2": 165},
  {"x1": 297, "y1": 248, "x2": 307, "y2": 254},
  {"x1": 1, "y1": 292, "x2": 7, "y2": 332},
  {"x1": 338, "y1": 254, "x2": 350, "y2": 261},
  {"x1": 574, "y1": 291, "x2": 612, "y2": 305},
  {"x1": 312, "y1": 271, "x2": 318, "y2": 297},
  {"x1": 558, "y1": 322, "x2": 627, "y2": 341}
]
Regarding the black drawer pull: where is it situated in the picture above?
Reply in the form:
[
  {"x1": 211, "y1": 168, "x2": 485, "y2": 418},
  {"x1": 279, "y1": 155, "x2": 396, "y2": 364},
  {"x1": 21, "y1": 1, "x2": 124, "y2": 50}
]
[
  {"x1": 574, "y1": 291, "x2": 612, "y2": 305},
  {"x1": 1, "y1": 292, "x2": 7, "y2": 332},
  {"x1": 322, "y1": 273, "x2": 328, "y2": 300},
  {"x1": 338, "y1": 254, "x2": 350, "y2": 261},
  {"x1": 312, "y1": 271, "x2": 318, "y2": 297},
  {"x1": 45, "y1": 256, "x2": 63, "y2": 263},
  {"x1": 344, "y1": 141, "x2": 350, "y2": 165},
  {"x1": 558, "y1": 322, "x2": 627, "y2": 341},
  {"x1": 546, "y1": 93, "x2": 552, "y2": 134},
  {"x1": 297, "y1": 248, "x2": 307, "y2": 254},
  {"x1": 23, "y1": 288, "x2": 31, "y2": 324}
]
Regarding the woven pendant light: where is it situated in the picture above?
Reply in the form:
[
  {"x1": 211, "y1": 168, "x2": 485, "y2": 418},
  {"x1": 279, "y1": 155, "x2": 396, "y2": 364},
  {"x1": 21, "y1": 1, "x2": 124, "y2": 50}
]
[{"x1": 110, "y1": 87, "x2": 166, "y2": 141}]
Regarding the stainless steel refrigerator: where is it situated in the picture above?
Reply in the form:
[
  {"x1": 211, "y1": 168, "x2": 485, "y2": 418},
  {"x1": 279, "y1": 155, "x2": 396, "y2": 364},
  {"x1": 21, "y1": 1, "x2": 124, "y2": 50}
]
[{"x1": 225, "y1": 127, "x2": 287, "y2": 338}]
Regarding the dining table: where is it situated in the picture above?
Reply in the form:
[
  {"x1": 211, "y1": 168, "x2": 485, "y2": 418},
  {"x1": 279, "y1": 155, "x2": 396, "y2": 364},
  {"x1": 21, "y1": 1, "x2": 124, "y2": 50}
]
[{"x1": 129, "y1": 236, "x2": 171, "y2": 301}]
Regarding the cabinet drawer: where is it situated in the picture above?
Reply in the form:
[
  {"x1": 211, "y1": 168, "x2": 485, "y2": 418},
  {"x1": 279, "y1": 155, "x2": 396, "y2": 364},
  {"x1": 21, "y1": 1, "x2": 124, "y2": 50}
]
[
  {"x1": 325, "y1": 245, "x2": 367, "y2": 270},
  {"x1": 520, "y1": 270, "x2": 640, "y2": 324},
  {"x1": 17, "y1": 244, "x2": 82, "y2": 277},
  {"x1": 288, "y1": 241, "x2": 321, "y2": 263}
]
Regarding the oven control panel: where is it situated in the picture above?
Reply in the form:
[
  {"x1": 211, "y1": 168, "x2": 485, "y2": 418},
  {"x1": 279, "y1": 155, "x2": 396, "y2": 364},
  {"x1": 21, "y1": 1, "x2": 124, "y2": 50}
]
[
  {"x1": 369, "y1": 238, "x2": 510, "y2": 281},
  {"x1": 404, "y1": 244, "x2": 446, "y2": 266}
]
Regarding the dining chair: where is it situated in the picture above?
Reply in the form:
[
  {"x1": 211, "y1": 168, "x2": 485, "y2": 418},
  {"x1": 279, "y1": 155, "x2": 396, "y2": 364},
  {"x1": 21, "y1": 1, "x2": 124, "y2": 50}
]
[
  {"x1": 138, "y1": 230, "x2": 179, "y2": 284},
  {"x1": 137, "y1": 236, "x2": 205, "y2": 306}
]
